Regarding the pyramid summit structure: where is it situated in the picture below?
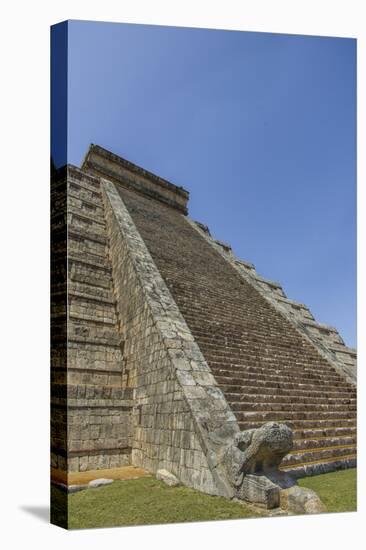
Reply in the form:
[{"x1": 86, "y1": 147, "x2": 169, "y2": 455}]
[{"x1": 51, "y1": 144, "x2": 356, "y2": 505}]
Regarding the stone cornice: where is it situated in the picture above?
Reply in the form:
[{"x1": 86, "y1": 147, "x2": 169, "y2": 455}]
[{"x1": 82, "y1": 144, "x2": 189, "y2": 214}]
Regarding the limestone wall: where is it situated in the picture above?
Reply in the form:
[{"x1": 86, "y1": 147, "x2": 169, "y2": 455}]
[
  {"x1": 51, "y1": 166, "x2": 134, "y2": 476},
  {"x1": 51, "y1": 167, "x2": 68, "y2": 473}
]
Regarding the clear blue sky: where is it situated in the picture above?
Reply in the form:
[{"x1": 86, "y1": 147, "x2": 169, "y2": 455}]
[{"x1": 54, "y1": 20, "x2": 356, "y2": 347}]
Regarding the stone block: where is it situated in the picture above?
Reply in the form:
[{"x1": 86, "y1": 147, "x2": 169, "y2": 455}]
[
  {"x1": 239, "y1": 474, "x2": 280, "y2": 509},
  {"x1": 88, "y1": 478, "x2": 114, "y2": 488},
  {"x1": 283, "y1": 486, "x2": 326, "y2": 515}
]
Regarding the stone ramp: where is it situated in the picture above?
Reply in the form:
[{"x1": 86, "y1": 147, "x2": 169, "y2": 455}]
[
  {"x1": 100, "y1": 177, "x2": 237, "y2": 497},
  {"x1": 114, "y1": 183, "x2": 356, "y2": 477}
]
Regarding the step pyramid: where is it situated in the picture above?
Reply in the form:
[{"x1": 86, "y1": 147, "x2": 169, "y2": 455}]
[
  {"x1": 51, "y1": 144, "x2": 356, "y2": 494},
  {"x1": 111, "y1": 177, "x2": 356, "y2": 478}
]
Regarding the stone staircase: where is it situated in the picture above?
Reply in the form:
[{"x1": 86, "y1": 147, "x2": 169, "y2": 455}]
[
  {"x1": 114, "y1": 182, "x2": 356, "y2": 478},
  {"x1": 231, "y1": 256, "x2": 357, "y2": 383}
]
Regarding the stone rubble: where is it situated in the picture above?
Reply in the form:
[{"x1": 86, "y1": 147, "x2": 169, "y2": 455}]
[{"x1": 156, "y1": 469, "x2": 181, "y2": 487}]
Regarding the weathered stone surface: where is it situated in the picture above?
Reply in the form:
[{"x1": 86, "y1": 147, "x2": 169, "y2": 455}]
[
  {"x1": 51, "y1": 166, "x2": 133, "y2": 476},
  {"x1": 88, "y1": 478, "x2": 114, "y2": 488},
  {"x1": 220, "y1": 422, "x2": 294, "y2": 508},
  {"x1": 222, "y1": 422, "x2": 293, "y2": 486},
  {"x1": 101, "y1": 178, "x2": 237, "y2": 498},
  {"x1": 282, "y1": 485, "x2": 326, "y2": 515},
  {"x1": 240, "y1": 475, "x2": 280, "y2": 509},
  {"x1": 156, "y1": 469, "x2": 180, "y2": 487},
  {"x1": 83, "y1": 144, "x2": 189, "y2": 214}
]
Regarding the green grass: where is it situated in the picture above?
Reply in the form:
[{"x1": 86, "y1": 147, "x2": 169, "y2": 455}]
[
  {"x1": 60, "y1": 477, "x2": 260, "y2": 529},
  {"x1": 51, "y1": 468, "x2": 357, "y2": 529},
  {"x1": 298, "y1": 468, "x2": 357, "y2": 513}
]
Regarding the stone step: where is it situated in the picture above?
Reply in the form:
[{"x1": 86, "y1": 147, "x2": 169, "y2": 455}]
[
  {"x1": 214, "y1": 374, "x2": 350, "y2": 393},
  {"x1": 292, "y1": 426, "x2": 356, "y2": 440},
  {"x1": 201, "y1": 351, "x2": 338, "y2": 371},
  {"x1": 211, "y1": 366, "x2": 342, "y2": 385},
  {"x1": 68, "y1": 227, "x2": 108, "y2": 245},
  {"x1": 213, "y1": 363, "x2": 348, "y2": 381},
  {"x1": 66, "y1": 369, "x2": 127, "y2": 389},
  {"x1": 68, "y1": 192, "x2": 105, "y2": 213},
  {"x1": 282, "y1": 444, "x2": 356, "y2": 467},
  {"x1": 219, "y1": 383, "x2": 354, "y2": 399},
  {"x1": 215, "y1": 375, "x2": 353, "y2": 394},
  {"x1": 229, "y1": 400, "x2": 356, "y2": 413},
  {"x1": 203, "y1": 350, "x2": 339, "y2": 370},
  {"x1": 67, "y1": 174, "x2": 102, "y2": 198},
  {"x1": 69, "y1": 296, "x2": 117, "y2": 325},
  {"x1": 69, "y1": 264, "x2": 113, "y2": 291},
  {"x1": 234, "y1": 258, "x2": 255, "y2": 271},
  {"x1": 253, "y1": 274, "x2": 283, "y2": 290},
  {"x1": 68, "y1": 204, "x2": 106, "y2": 227},
  {"x1": 53, "y1": 344, "x2": 124, "y2": 373},
  {"x1": 235, "y1": 409, "x2": 356, "y2": 422},
  {"x1": 68, "y1": 253, "x2": 112, "y2": 272},
  {"x1": 330, "y1": 344, "x2": 357, "y2": 357},
  {"x1": 68, "y1": 281, "x2": 115, "y2": 304},
  {"x1": 69, "y1": 292, "x2": 116, "y2": 308},
  {"x1": 183, "y1": 313, "x2": 320, "y2": 337},
  {"x1": 292, "y1": 435, "x2": 356, "y2": 451},
  {"x1": 212, "y1": 367, "x2": 344, "y2": 384},
  {"x1": 52, "y1": 383, "x2": 132, "y2": 401},
  {"x1": 68, "y1": 227, "x2": 107, "y2": 246},
  {"x1": 224, "y1": 392, "x2": 356, "y2": 406},
  {"x1": 68, "y1": 323, "x2": 121, "y2": 346},
  {"x1": 280, "y1": 454, "x2": 356, "y2": 477},
  {"x1": 68, "y1": 207, "x2": 105, "y2": 228},
  {"x1": 68, "y1": 179, "x2": 102, "y2": 201},
  {"x1": 68, "y1": 167, "x2": 101, "y2": 189},
  {"x1": 68, "y1": 237, "x2": 107, "y2": 260},
  {"x1": 204, "y1": 353, "x2": 343, "y2": 371},
  {"x1": 274, "y1": 295, "x2": 312, "y2": 312},
  {"x1": 68, "y1": 312, "x2": 117, "y2": 326},
  {"x1": 238, "y1": 417, "x2": 356, "y2": 431},
  {"x1": 68, "y1": 212, "x2": 106, "y2": 237},
  {"x1": 189, "y1": 328, "x2": 332, "y2": 353},
  {"x1": 183, "y1": 300, "x2": 313, "y2": 322},
  {"x1": 208, "y1": 362, "x2": 343, "y2": 381}
]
